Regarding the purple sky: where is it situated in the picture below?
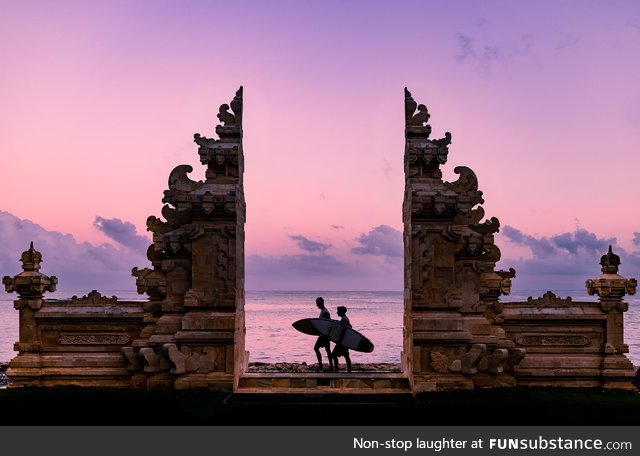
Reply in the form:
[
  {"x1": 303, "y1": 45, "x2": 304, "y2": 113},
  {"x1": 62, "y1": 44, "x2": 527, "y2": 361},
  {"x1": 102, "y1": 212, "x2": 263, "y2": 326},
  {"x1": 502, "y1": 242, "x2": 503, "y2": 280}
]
[{"x1": 1, "y1": 1, "x2": 639, "y2": 293}]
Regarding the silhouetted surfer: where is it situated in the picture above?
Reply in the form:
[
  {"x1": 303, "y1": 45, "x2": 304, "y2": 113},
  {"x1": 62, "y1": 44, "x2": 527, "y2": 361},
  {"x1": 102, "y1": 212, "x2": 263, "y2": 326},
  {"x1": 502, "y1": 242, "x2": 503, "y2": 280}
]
[
  {"x1": 331, "y1": 306, "x2": 352, "y2": 372},
  {"x1": 313, "y1": 297, "x2": 334, "y2": 372}
]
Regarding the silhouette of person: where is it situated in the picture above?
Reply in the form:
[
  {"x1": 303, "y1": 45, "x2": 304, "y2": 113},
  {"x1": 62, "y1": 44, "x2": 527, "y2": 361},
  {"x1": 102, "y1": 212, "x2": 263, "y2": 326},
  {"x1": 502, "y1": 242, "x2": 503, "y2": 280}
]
[
  {"x1": 313, "y1": 297, "x2": 334, "y2": 372},
  {"x1": 331, "y1": 306, "x2": 352, "y2": 372}
]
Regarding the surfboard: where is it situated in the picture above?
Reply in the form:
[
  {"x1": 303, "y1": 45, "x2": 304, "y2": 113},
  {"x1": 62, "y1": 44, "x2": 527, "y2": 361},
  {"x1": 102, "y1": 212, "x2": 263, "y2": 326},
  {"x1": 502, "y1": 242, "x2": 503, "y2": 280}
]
[{"x1": 292, "y1": 318, "x2": 374, "y2": 353}]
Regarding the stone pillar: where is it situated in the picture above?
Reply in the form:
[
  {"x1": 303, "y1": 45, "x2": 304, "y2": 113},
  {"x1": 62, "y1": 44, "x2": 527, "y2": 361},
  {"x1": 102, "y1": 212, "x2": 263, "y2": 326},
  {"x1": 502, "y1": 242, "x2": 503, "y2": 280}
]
[
  {"x1": 128, "y1": 87, "x2": 246, "y2": 391},
  {"x1": 402, "y1": 88, "x2": 524, "y2": 392},
  {"x1": 586, "y1": 245, "x2": 637, "y2": 389},
  {"x1": 2, "y1": 242, "x2": 58, "y2": 384}
]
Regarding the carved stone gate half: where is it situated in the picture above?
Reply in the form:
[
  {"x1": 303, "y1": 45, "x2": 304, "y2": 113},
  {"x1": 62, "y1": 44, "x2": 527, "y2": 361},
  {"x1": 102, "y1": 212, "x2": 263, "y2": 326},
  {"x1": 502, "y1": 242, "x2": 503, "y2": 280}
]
[{"x1": 126, "y1": 88, "x2": 247, "y2": 390}]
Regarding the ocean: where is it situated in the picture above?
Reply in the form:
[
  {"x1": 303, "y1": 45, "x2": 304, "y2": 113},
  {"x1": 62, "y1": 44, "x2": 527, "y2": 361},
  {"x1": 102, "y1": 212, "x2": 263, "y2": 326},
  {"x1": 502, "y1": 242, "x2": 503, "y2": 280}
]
[{"x1": 1, "y1": 289, "x2": 639, "y2": 368}]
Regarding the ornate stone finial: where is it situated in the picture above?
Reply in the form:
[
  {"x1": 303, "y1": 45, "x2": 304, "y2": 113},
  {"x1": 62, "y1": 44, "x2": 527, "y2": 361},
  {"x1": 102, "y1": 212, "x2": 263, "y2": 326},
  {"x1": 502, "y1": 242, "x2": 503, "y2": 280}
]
[
  {"x1": 600, "y1": 245, "x2": 620, "y2": 274},
  {"x1": 3, "y1": 243, "x2": 58, "y2": 303},
  {"x1": 586, "y1": 246, "x2": 637, "y2": 306},
  {"x1": 215, "y1": 86, "x2": 243, "y2": 141},
  {"x1": 20, "y1": 241, "x2": 42, "y2": 272},
  {"x1": 216, "y1": 86, "x2": 243, "y2": 126},
  {"x1": 404, "y1": 87, "x2": 432, "y2": 136},
  {"x1": 191, "y1": 87, "x2": 245, "y2": 182}
]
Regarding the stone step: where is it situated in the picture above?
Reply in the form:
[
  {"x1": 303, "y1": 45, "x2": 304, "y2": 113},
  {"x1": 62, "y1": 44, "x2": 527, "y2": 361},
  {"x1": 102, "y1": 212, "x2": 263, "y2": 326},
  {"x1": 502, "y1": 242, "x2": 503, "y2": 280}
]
[{"x1": 236, "y1": 372, "x2": 411, "y2": 394}]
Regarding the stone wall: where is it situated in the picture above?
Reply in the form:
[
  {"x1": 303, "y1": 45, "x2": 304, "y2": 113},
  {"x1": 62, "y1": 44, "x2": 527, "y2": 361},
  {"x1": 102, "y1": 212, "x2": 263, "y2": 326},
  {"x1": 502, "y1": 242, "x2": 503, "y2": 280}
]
[
  {"x1": 2, "y1": 245, "x2": 144, "y2": 387},
  {"x1": 500, "y1": 295, "x2": 635, "y2": 389}
]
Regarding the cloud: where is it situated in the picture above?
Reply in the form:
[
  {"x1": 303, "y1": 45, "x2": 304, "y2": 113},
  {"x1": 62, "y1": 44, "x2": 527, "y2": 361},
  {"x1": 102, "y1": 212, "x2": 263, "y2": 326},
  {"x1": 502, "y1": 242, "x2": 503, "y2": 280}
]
[
  {"x1": 331, "y1": 225, "x2": 344, "y2": 230},
  {"x1": 0, "y1": 211, "x2": 147, "y2": 293},
  {"x1": 502, "y1": 225, "x2": 615, "y2": 257},
  {"x1": 497, "y1": 226, "x2": 639, "y2": 295},
  {"x1": 246, "y1": 226, "x2": 405, "y2": 290},
  {"x1": 246, "y1": 252, "x2": 356, "y2": 290},
  {"x1": 0, "y1": 213, "x2": 403, "y2": 292},
  {"x1": 248, "y1": 253, "x2": 348, "y2": 276},
  {"x1": 633, "y1": 232, "x2": 640, "y2": 247},
  {"x1": 351, "y1": 225, "x2": 403, "y2": 258},
  {"x1": 382, "y1": 158, "x2": 392, "y2": 177},
  {"x1": 551, "y1": 229, "x2": 611, "y2": 255},
  {"x1": 289, "y1": 235, "x2": 331, "y2": 253},
  {"x1": 245, "y1": 251, "x2": 402, "y2": 291},
  {"x1": 456, "y1": 33, "x2": 475, "y2": 61},
  {"x1": 555, "y1": 33, "x2": 578, "y2": 51},
  {"x1": 455, "y1": 32, "x2": 533, "y2": 72},
  {"x1": 501, "y1": 226, "x2": 556, "y2": 258},
  {"x1": 94, "y1": 216, "x2": 150, "y2": 253}
]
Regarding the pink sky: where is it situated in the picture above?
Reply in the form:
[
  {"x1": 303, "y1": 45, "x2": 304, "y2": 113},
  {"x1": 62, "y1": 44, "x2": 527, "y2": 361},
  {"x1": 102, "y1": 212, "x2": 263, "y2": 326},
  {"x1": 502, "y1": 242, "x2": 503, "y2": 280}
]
[{"x1": 1, "y1": 1, "x2": 639, "y2": 291}]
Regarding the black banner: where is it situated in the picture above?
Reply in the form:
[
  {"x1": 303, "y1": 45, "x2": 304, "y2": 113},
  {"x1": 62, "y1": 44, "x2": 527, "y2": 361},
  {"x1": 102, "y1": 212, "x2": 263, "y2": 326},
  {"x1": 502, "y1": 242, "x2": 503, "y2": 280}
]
[{"x1": 0, "y1": 427, "x2": 637, "y2": 456}]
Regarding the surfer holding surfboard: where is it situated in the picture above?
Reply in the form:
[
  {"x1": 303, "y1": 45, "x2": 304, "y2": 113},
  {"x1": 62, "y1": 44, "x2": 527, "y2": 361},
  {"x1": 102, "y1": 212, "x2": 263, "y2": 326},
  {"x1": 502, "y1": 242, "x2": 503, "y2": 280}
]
[
  {"x1": 292, "y1": 303, "x2": 374, "y2": 372},
  {"x1": 313, "y1": 297, "x2": 334, "y2": 372},
  {"x1": 331, "y1": 306, "x2": 352, "y2": 372}
]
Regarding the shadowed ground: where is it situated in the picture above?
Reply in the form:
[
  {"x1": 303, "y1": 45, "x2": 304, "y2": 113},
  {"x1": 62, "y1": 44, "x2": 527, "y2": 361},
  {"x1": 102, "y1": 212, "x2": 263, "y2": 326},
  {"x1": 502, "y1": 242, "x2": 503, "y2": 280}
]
[
  {"x1": 1, "y1": 386, "x2": 639, "y2": 426},
  {"x1": 2, "y1": 362, "x2": 639, "y2": 425}
]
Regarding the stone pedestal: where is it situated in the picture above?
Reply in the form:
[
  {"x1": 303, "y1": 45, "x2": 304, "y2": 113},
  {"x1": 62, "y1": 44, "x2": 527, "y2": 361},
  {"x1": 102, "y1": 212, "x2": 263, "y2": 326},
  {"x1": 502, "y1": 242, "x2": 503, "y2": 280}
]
[{"x1": 586, "y1": 246, "x2": 637, "y2": 389}]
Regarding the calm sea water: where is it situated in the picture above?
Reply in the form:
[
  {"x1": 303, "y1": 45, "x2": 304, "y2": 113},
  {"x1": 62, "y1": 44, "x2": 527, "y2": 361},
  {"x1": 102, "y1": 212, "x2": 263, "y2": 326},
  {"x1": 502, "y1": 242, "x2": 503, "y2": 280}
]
[{"x1": 1, "y1": 289, "x2": 639, "y2": 367}]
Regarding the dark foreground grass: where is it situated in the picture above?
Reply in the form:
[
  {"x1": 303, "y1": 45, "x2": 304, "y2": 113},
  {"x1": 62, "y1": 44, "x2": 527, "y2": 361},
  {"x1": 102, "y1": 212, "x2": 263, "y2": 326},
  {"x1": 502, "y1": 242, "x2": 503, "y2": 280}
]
[{"x1": 1, "y1": 386, "x2": 639, "y2": 425}]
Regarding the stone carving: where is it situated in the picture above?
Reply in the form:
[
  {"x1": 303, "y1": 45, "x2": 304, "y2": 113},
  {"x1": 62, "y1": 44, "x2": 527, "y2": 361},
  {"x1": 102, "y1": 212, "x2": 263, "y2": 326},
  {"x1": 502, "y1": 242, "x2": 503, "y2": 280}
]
[
  {"x1": 432, "y1": 132, "x2": 452, "y2": 148},
  {"x1": 506, "y1": 348, "x2": 526, "y2": 371},
  {"x1": 217, "y1": 103, "x2": 236, "y2": 126},
  {"x1": 139, "y1": 347, "x2": 170, "y2": 373},
  {"x1": 449, "y1": 344, "x2": 486, "y2": 374},
  {"x1": 480, "y1": 268, "x2": 516, "y2": 302},
  {"x1": 70, "y1": 290, "x2": 117, "y2": 305},
  {"x1": 600, "y1": 244, "x2": 621, "y2": 274},
  {"x1": 515, "y1": 335, "x2": 591, "y2": 346},
  {"x1": 3, "y1": 242, "x2": 57, "y2": 301},
  {"x1": 57, "y1": 334, "x2": 131, "y2": 345},
  {"x1": 479, "y1": 348, "x2": 508, "y2": 373},
  {"x1": 122, "y1": 347, "x2": 142, "y2": 371},
  {"x1": 430, "y1": 347, "x2": 453, "y2": 373},
  {"x1": 146, "y1": 215, "x2": 173, "y2": 234},
  {"x1": 404, "y1": 87, "x2": 431, "y2": 130},
  {"x1": 526, "y1": 291, "x2": 572, "y2": 307},
  {"x1": 444, "y1": 166, "x2": 484, "y2": 207},
  {"x1": 131, "y1": 267, "x2": 167, "y2": 301},
  {"x1": 473, "y1": 216, "x2": 500, "y2": 235},
  {"x1": 163, "y1": 343, "x2": 218, "y2": 374},
  {"x1": 586, "y1": 245, "x2": 637, "y2": 310},
  {"x1": 20, "y1": 241, "x2": 42, "y2": 271}
]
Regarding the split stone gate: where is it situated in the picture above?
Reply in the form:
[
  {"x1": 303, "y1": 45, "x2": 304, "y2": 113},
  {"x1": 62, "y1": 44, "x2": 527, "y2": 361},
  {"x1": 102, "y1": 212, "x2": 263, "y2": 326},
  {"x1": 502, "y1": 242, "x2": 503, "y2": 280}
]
[{"x1": 3, "y1": 88, "x2": 637, "y2": 392}]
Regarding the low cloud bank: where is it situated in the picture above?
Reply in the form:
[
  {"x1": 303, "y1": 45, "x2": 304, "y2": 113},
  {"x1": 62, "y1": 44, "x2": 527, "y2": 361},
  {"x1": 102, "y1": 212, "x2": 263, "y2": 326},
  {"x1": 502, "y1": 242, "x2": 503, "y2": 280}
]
[
  {"x1": 7, "y1": 212, "x2": 633, "y2": 296},
  {"x1": 497, "y1": 226, "x2": 640, "y2": 296},
  {"x1": 247, "y1": 226, "x2": 403, "y2": 290},
  {"x1": 0, "y1": 211, "x2": 148, "y2": 293}
]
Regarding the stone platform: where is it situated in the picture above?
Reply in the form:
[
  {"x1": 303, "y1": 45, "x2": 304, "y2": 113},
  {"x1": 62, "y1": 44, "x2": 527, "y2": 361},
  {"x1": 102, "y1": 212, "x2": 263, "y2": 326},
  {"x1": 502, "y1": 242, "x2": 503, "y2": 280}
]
[{"x1": 237, "y1": 371, "x2": 411, "y2": 394}]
